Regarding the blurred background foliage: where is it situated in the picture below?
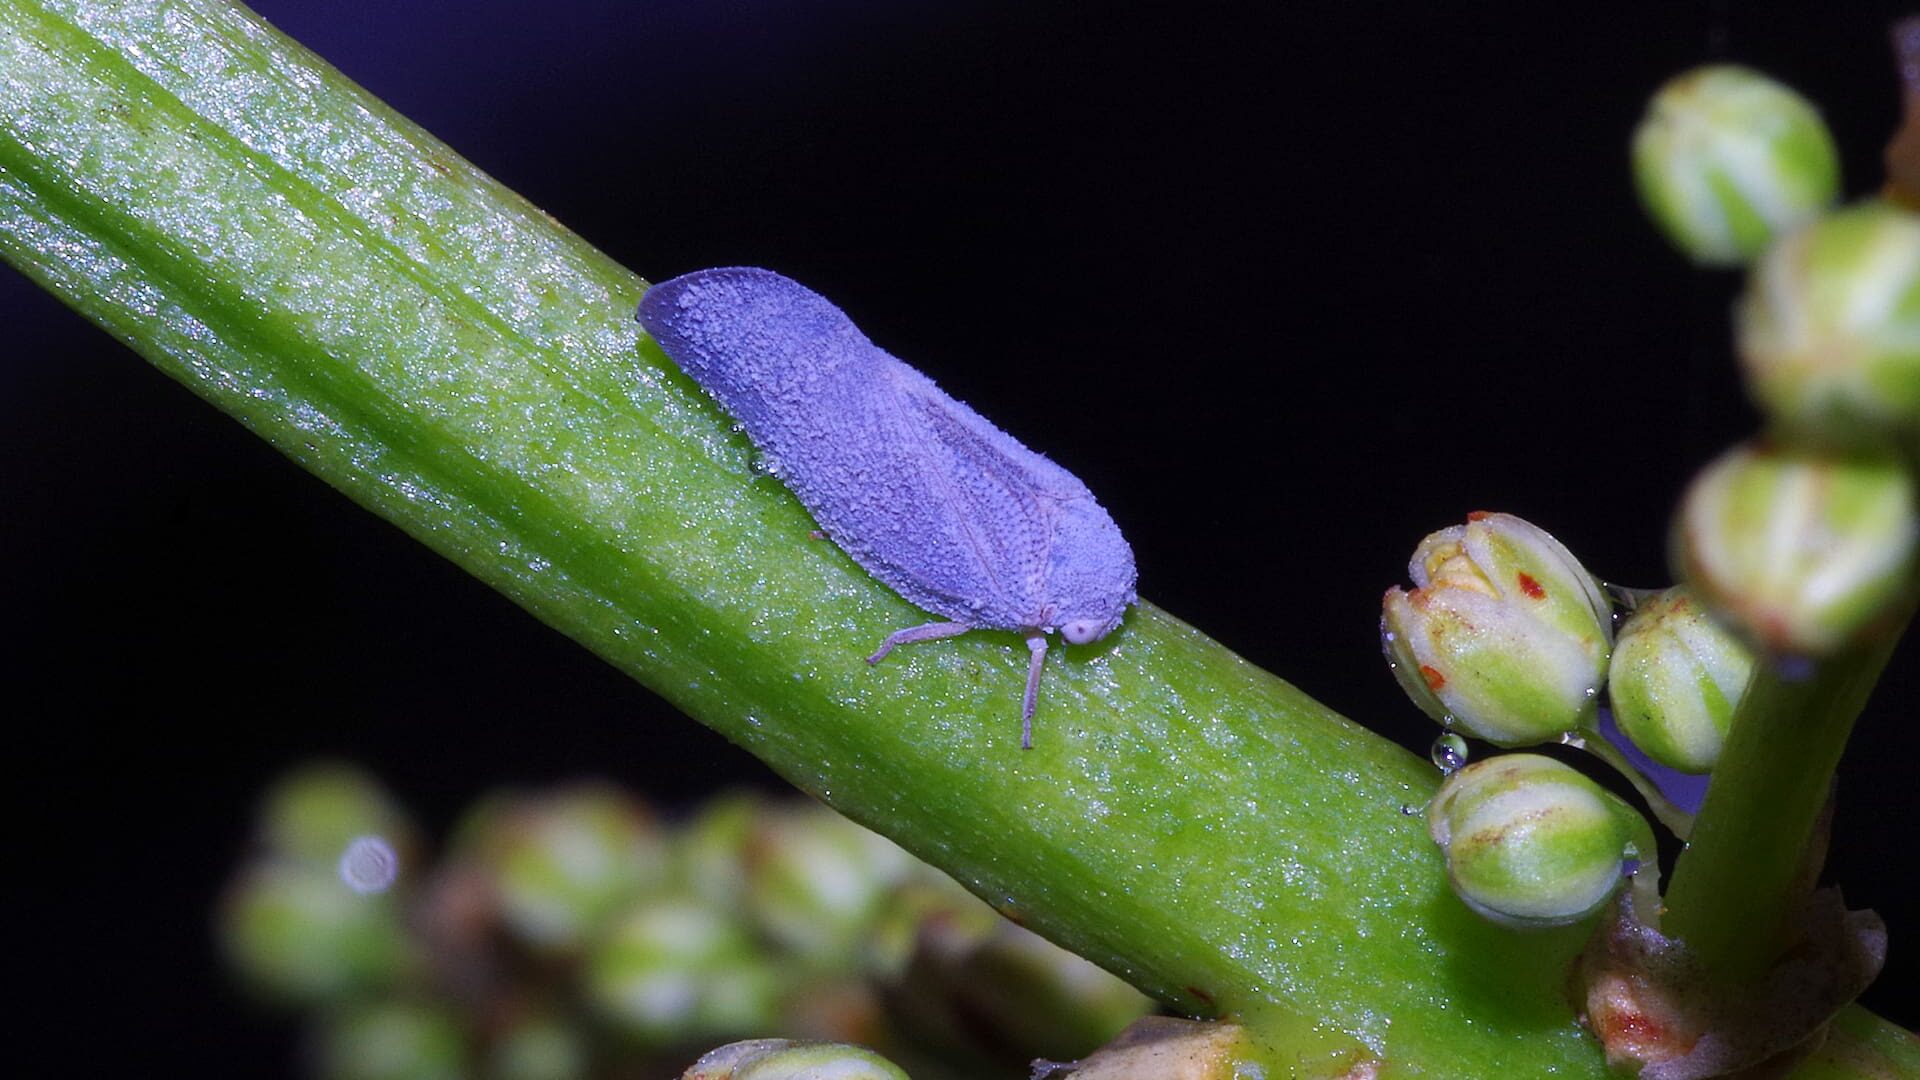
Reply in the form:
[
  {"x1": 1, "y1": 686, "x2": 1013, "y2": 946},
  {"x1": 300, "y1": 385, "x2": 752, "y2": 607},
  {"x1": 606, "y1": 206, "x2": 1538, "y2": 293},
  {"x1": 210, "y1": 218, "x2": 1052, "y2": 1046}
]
[{"x1": 218, "y1": 763, "x2": 1150, "y2": 1078}]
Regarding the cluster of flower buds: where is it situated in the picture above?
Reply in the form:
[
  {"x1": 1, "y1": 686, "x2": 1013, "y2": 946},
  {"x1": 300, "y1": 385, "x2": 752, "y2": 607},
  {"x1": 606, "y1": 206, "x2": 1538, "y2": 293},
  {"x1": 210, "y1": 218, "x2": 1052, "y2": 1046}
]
[
  {"x1": 218, "y1": 763, "x2": 1149, "y2": 1080},
  {"x1": 1380, "y1": 513, "x2": 1705, "y2": 925},
  {"x1": 1399, "y1": 57, "x2": 1920, "y2": 937},
  {"x1": 219, "y1": 763, "x2": 418, "y2": 1004},
  {"x1": 1634, "y1": 64, "x2": 1920, "y2": 660}
]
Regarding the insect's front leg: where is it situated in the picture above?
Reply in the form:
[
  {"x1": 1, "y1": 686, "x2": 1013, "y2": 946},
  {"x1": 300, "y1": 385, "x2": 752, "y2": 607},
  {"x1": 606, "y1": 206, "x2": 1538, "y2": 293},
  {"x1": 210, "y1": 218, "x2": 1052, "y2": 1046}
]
[
  {"x1": 1022, "y1": 631, "x2": 1049, "y2": 750},
  {"x1": 866, "y1": 620, "x2": 974, "y2": 664}
]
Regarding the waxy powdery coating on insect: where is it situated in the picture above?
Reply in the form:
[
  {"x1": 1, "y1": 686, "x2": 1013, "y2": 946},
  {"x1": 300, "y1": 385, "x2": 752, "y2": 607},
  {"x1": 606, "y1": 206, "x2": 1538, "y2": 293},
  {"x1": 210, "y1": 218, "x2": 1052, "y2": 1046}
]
[{"x1": 637, "y1": 268, "x2": 1136, "y2": 747}]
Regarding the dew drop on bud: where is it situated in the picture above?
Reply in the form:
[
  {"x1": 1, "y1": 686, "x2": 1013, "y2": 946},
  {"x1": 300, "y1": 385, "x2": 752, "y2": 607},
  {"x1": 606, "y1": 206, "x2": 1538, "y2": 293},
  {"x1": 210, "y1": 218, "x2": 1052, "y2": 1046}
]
[
  {"x1": 338, "y1": 835, "x2": 399, "y2": 895},
  {"x1": 1430, "y1": 733, "x2": 1469, "y2": 775}
]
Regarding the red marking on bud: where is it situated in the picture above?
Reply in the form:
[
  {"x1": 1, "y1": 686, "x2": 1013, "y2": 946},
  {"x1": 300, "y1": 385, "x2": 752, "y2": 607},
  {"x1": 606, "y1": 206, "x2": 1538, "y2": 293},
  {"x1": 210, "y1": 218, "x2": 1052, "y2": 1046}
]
[
  {"x1": 1467, "y1": 510, "x2": 1493, "y2": 522},
  {"x1": 1517, "y1": 572, "x2": 1546, "y2": 599},
  {"x1": 1419, "y1": 665, "x2": 1446, "y2": 690}
]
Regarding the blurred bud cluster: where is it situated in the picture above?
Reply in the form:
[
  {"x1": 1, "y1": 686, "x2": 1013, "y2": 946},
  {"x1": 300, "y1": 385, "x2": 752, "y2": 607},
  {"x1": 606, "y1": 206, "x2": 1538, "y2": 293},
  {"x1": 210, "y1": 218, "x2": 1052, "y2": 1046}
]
[
  {"x1": 1635, "y1": 64, "x2": 1920, "y2": 658},
  {"x1": 218, "y1": 763, "x2": 1151, "y2": 1080},
  {"x1": 1387, "y1": 57, "x2": 1920, "y2": 936}
]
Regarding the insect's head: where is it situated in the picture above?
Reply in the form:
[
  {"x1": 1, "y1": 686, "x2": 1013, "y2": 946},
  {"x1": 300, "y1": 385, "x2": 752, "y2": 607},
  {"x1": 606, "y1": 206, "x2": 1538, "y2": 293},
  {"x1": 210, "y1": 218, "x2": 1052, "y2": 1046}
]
[{"x1": 1059, "y1": 615, "x2": 1121, "y2": 646}]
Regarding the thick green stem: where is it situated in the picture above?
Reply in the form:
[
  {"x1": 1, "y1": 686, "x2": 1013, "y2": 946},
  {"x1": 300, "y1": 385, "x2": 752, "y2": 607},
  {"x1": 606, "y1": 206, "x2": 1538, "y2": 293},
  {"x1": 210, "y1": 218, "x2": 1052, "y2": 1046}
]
[
  {"x1": 0, "y1": 2, "x2": 1909, "y2": 1075},
  {"x1": 1663, "y1": 625, "x2": 1906, "y2": 982}
]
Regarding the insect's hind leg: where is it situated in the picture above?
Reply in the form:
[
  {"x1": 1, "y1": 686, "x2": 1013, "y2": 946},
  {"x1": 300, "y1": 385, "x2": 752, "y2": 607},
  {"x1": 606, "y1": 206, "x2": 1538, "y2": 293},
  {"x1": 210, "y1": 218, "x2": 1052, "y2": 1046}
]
[{"x1": 866, "y1": 620, "x2": 974, "y2": 664}]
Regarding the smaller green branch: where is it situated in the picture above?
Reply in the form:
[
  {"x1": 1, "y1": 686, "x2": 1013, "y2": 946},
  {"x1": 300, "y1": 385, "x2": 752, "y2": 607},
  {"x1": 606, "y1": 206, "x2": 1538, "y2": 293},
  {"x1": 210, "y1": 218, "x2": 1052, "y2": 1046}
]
[
  {"x1": 1661, "y1": 622, "x2": 1906, "y2": 982},
  {"x1": 1566, "y1": 728, "x2": 1696, "y2": 839}
]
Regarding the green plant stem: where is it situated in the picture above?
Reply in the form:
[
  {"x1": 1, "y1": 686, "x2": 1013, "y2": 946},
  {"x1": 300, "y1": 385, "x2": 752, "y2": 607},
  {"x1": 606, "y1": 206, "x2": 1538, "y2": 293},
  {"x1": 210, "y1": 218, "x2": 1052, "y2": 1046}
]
[
  {"x1": 0, "y1": 2, "x2": 1909, "y2": 1075},
  {"x1": 1662, "y1": 622, "x2": 1907, "y2": 982}
]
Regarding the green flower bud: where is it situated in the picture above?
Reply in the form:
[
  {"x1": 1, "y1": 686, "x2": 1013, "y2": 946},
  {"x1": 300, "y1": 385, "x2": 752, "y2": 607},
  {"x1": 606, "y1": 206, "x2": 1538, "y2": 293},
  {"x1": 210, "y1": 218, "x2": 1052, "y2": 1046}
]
[
  {"x1": 258, "y1": 761, "x2": 416, "y2": 866},
  {"x1": 1736, "y1": 201, "x2": 1920, "y2": 442},
  {"x1": 219, "y1": 860, "x2": 411, "y2": 1003},
  {"x1": 585, "y1": 896, "x2": 780, "y2": 1045},
  {"x1": 673, "y1": 789, "x2": 762, "y2": 913},
  {"x1": 1675, "y1": 444, "x2": 1918, "y2": 655},
  {"x1": 682, "y1": 1040, "x2": 909, "y2": 1080},
  {"x1": 479, "y1": 784, "x2": 667, "y2": 950},
  {"x1": 745, "y1": 804, "x2": 914, "y2": 964},
  {"x1": 315, "y1": 1001, "x2": 467, "y2": 1080},
  {"x1": 1382, "y1": 512, "x2": 1613, "y2": 745},
  {"x1": 1607, "y1": 586, "x2": 1755, "y2": 773},
  {"x1": 1428, "y1": 755, "x2": 1644, "y2": 930},
  {"x1": 1632, "y1": 64, "x2": 1839, "y2": 267}
]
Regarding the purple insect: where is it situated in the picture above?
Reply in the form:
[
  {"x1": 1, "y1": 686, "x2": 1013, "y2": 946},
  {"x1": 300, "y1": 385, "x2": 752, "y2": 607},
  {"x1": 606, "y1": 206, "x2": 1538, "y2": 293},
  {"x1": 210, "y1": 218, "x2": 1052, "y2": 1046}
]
[{"x1": 637, "y1": 268, "x2": 1136, "y2": 748}]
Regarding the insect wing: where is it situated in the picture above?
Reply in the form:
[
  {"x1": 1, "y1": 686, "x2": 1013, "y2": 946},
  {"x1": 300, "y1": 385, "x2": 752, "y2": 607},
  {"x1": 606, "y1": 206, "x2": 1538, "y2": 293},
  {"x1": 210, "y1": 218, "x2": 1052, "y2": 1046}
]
[{"x1": 837, "y1": 362, "x2": 1075, "y2": 628}]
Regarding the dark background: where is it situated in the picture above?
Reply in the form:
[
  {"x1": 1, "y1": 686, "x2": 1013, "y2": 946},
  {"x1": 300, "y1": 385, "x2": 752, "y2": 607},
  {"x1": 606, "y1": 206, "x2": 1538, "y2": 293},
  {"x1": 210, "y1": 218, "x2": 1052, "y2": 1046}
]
[{"x1": 6, "y1": 1, "x2": 1917, "y2": 1072}]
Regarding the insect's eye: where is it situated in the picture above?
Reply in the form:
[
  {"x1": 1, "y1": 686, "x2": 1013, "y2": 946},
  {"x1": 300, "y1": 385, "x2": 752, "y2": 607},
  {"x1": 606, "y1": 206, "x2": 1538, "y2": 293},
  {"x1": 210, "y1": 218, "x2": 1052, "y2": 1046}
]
[{"x1": 1061, "y1": 619, "x2": 1102, "y2": 645}]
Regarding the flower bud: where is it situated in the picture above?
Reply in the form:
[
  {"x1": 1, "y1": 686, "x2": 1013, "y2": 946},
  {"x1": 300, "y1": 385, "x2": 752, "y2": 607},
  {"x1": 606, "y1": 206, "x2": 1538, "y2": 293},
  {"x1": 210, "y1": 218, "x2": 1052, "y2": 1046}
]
[
  {"x1": 1675, "y1": 444, "x2": 1918, "y2": 655},
  {"x1": 314, "y1": 1000, "x2": 467, "y2": 1080},
  {"x1": 673, "y1": 790, "x2": 761, "y2": 913},
  {"x1": 745, "y1": 804, "x2": 914, "y2": 964},
  {"x1": 1382, "y1": 512, "x2": 1613, "y2": 745},
  {"x1": 476, "y1": 784, "x2": 666, "y2": 951},
  {"x1": 1632, "y1": 65, "x2": 1839, "y2": 267},
  {"x1": 219, "y1": 861, "x2": 411, "y2": 1003},
  {"x1": 1607, "y1": 587, "x2": 1755, "y2": 773},
  {"x1": 1736, "y1": 200, "x2": 1920, "y2": 442},
  {"x1": 585, "y1": 896, "x2": 780, "y2": 1045},
  {"x1": 258, "y1": 761, "x2": 416, "y2": 866},
  {"x1": 683, "y1": 1040, "x2": 909, "y2": 1080},
  {"x1": 1428, "y1": 755, "x2": 1644, "y2": 930}
]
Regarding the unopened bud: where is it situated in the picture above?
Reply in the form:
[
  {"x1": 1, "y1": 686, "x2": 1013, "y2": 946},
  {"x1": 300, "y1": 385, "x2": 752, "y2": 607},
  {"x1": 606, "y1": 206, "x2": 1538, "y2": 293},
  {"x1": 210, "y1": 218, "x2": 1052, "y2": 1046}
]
[
  {"x1": 745, "y1": 804, "x2": 914, "y2": 964},
  {"x1": 585, "y1": 896, "x2": 779, "y2": 1045},
  {"x1": 1633, "y1": 65, "x2": 1839, "y2": 267},
  {"x1": 1675, "y1": 444, "x2": 1918, "y2": 655},
  {"x1": 1607, "y1": 587, "x2": 1755, "y2": 773},
  {"x1": 478, "y1": 785, "x2": 666, "y2": 950},
  {"x1": 219, "y1": 861, "x2": 410, "y2": 1003},
  {"x1": 673, "y1": 790, "x2": 761, "y2": 913},
  {"x1": 1737, "y1": 200, "x2": 1920, "y2": 443},
  {"x1": 682, "y1": 1039, "x2": 909, "y2": 1080},
  {"x1": 258, "y1": 762, "x2": 415, "y2": 866},
  {"x1": 1383, "y1": 512, "x2": 1613, "y2": 745},
  {"x1": 1429, "y1": 755, "x2": 1645, "y2": 930}
]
